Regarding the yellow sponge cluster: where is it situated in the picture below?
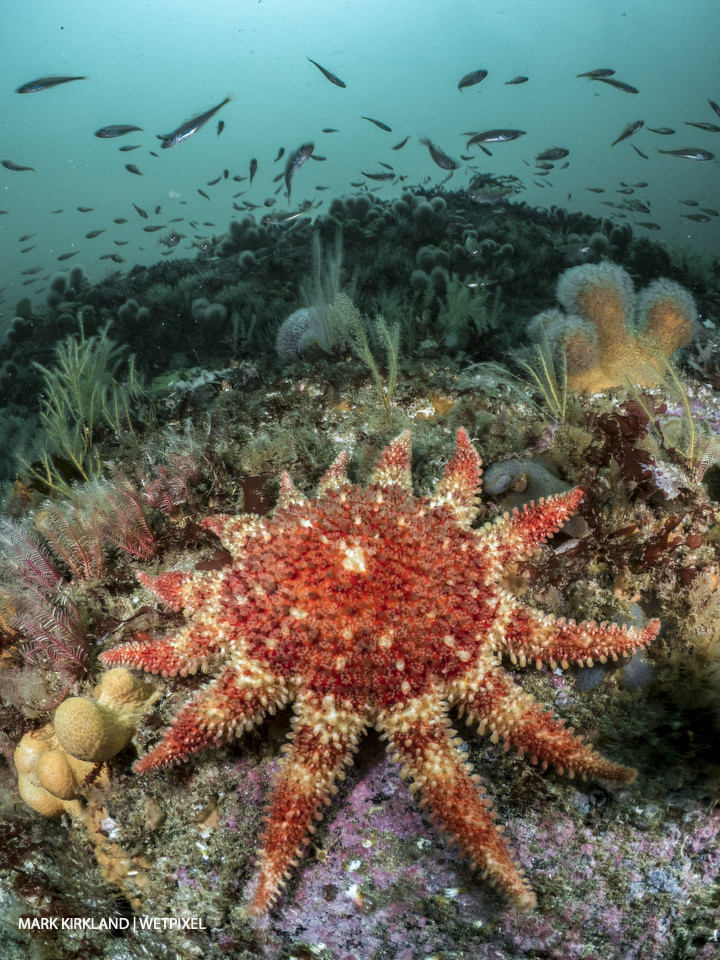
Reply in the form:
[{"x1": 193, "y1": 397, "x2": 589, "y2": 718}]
[
  {"x1": 14, "y1": 668, "x2": 158, "y2": 816},
  {"x1": 530, "y1": 263, "x2": 697, "y2": 393}
]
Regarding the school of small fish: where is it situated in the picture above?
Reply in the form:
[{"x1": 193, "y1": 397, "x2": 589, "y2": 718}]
[{"x1": 3, "y1": 62, "x2": 719, "y2": 292}]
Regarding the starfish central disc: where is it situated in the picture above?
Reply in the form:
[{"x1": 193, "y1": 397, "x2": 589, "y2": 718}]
[{"x1": 238, "y1": 484, "x2": 495, "y2": 707}]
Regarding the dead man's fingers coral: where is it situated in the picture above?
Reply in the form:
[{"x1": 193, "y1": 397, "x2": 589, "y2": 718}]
[
  {"x1": 636, "y1": 278, "x2": 697, "y2": 356},
  {"x1": 530, "y1": 262, "x2": 698, "y2": 393}
]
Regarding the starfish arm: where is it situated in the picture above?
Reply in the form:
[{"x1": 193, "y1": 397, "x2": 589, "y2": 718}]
[
  {"x1": 201, "y1": 514, "x2": 266, "y2": 554},
  {"x1": 317, "y1": 450, "x2": 350, "y2": 497},
  {"x1": 250, "y1": 692, "x2": 369, "y2": 914},
  {"x1": 99, "y1": 622, "x2": 227, "y2": 677},
  {"x1": 483, "y1": 488, "x2": 584, "y2": 566},
  {"x1": 380, "y1": 694, "x2": 537, "y2": 911},
  {"x1": 135, "y1": 661, "x2": 291, "y2": 774},
  {"x1": 497, "y1": 594, "x2": 660, "y2": 668},
  {"x1": 276, "y1": 471, "x2": 307, "y2": 509},
  {"x1": 136, "y1": 570, "x2": 194, "y2": 611},
  {"x1": 429, "y1": 428, "x2": 482, "y2": 528},
  {"x1": 371, "y1": 430, "x2": 412, "y2": 489},
  {"x1": 457, "y1": 667, "x2": 637, "y2": 782}
]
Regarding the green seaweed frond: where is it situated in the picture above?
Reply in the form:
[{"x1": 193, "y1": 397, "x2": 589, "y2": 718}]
[
  {"x1": 520, "y1": 340, "x2": 567, "y2": 422},
  {"x1": 337, "y1": 293, "x2": 399, "y2": 417},
  {"x1": 632, "y1": 357, "x2": 702, "y2": 476},
  {"x1": 24, "y1": 321, "x2": 151, "y2": 494},
  {"x1": 660, "y1": 356, "x2": 695, "y2": 468},
  {"x1": 436, "y1": 271, "x2": 504, "y2": 349}
]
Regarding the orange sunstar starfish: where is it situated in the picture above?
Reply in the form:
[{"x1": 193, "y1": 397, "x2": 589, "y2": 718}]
[{"x1": 100, "y1": 429, "x2": 658, "y2": 913}]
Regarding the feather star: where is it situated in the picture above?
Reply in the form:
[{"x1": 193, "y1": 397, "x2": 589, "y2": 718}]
[{"x1": 100, "y1": 428, "x2": 659, "y2": 913}]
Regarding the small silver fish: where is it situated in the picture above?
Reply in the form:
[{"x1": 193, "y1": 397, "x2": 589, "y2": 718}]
[
  {"x1": 16, "y1": 75, "x2": 86, "y2": 93},
  {"x1": 535, "y1": 147, "x2": 569, "y2": 161},
  {"x1": 467, "y1": 129, "x2": 526, "y2": 146},
  {"x1": 362, "y1": 116, "x2": 392, "y2": 131},
  {"x1": 157, "y1": 97, "x2": 231, "y2": 148},
  {"x1": 577, "y1": 68, "x2": 615, "y2": 78},
  {"x1": 285, "y1": 142, "x2": 314, "y2": 197},
  {"x1": 419, "y1": 138, "x2": 458, "y2": 170},
  {"x1": 307, "y1": 58, "x2": 346, "y2": 88},
  {"x1": 684, "y1": 121, "x2": 720, "y2": 132},
  {"x1": 470, "y1": 186, "x2": 513, "y2": 204},
  {"x1": 611, "y1": 120, "x2": 644, "y2": 146},
  {"x1": 458, "y1": 69, "x2": 487, "y2": 91},
  {"x1": 591, "y1": 76, "x2": 639, "y2": 94},
  {"x1": 95, "y1": 124, "x2": 143, "y2": 138},
  {"x1": 160, "y1": 232, "x2": 184, "y2": 248},
  {"x1": 2, "y1": 159, "x2": 34, "y2": 172},
  {"x1": 657, "y1": 147, "x2": 714, "y2": 161}
]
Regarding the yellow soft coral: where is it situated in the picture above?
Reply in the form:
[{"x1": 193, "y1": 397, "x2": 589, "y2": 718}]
[{"x1": 530, "y1": 263, "x2": 697, "y2": 393}]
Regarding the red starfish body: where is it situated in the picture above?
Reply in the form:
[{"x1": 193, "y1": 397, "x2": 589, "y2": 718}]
[{"x1": 100, "y1": 429, "x2": 659, "y2": 913}]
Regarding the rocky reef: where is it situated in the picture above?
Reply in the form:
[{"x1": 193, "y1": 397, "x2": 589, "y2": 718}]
[{"x1": 1, "y1": 183, "x2": 720, "y2": 959}]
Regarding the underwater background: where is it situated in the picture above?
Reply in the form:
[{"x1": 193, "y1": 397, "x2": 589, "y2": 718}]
[{"x1": 2, "y1": 2, "x2": 720, "y2": 960}]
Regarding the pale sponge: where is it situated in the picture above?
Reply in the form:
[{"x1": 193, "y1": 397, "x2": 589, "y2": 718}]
[
  {"x1": 14, "y1": 727, "x2": 66, "y2": 816},
  {"x1": 54, "y1": 667, "x2": 159, "y2": 762},
  {"x1": 53, "y1": 697, "x2": 134, "y2": 762},
  {"x1": 529, "y1": 262, "x2": 697, "y2": 392},
  {"x1": 14, "y1": 668, "x2": 159, "y2": 814}
]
